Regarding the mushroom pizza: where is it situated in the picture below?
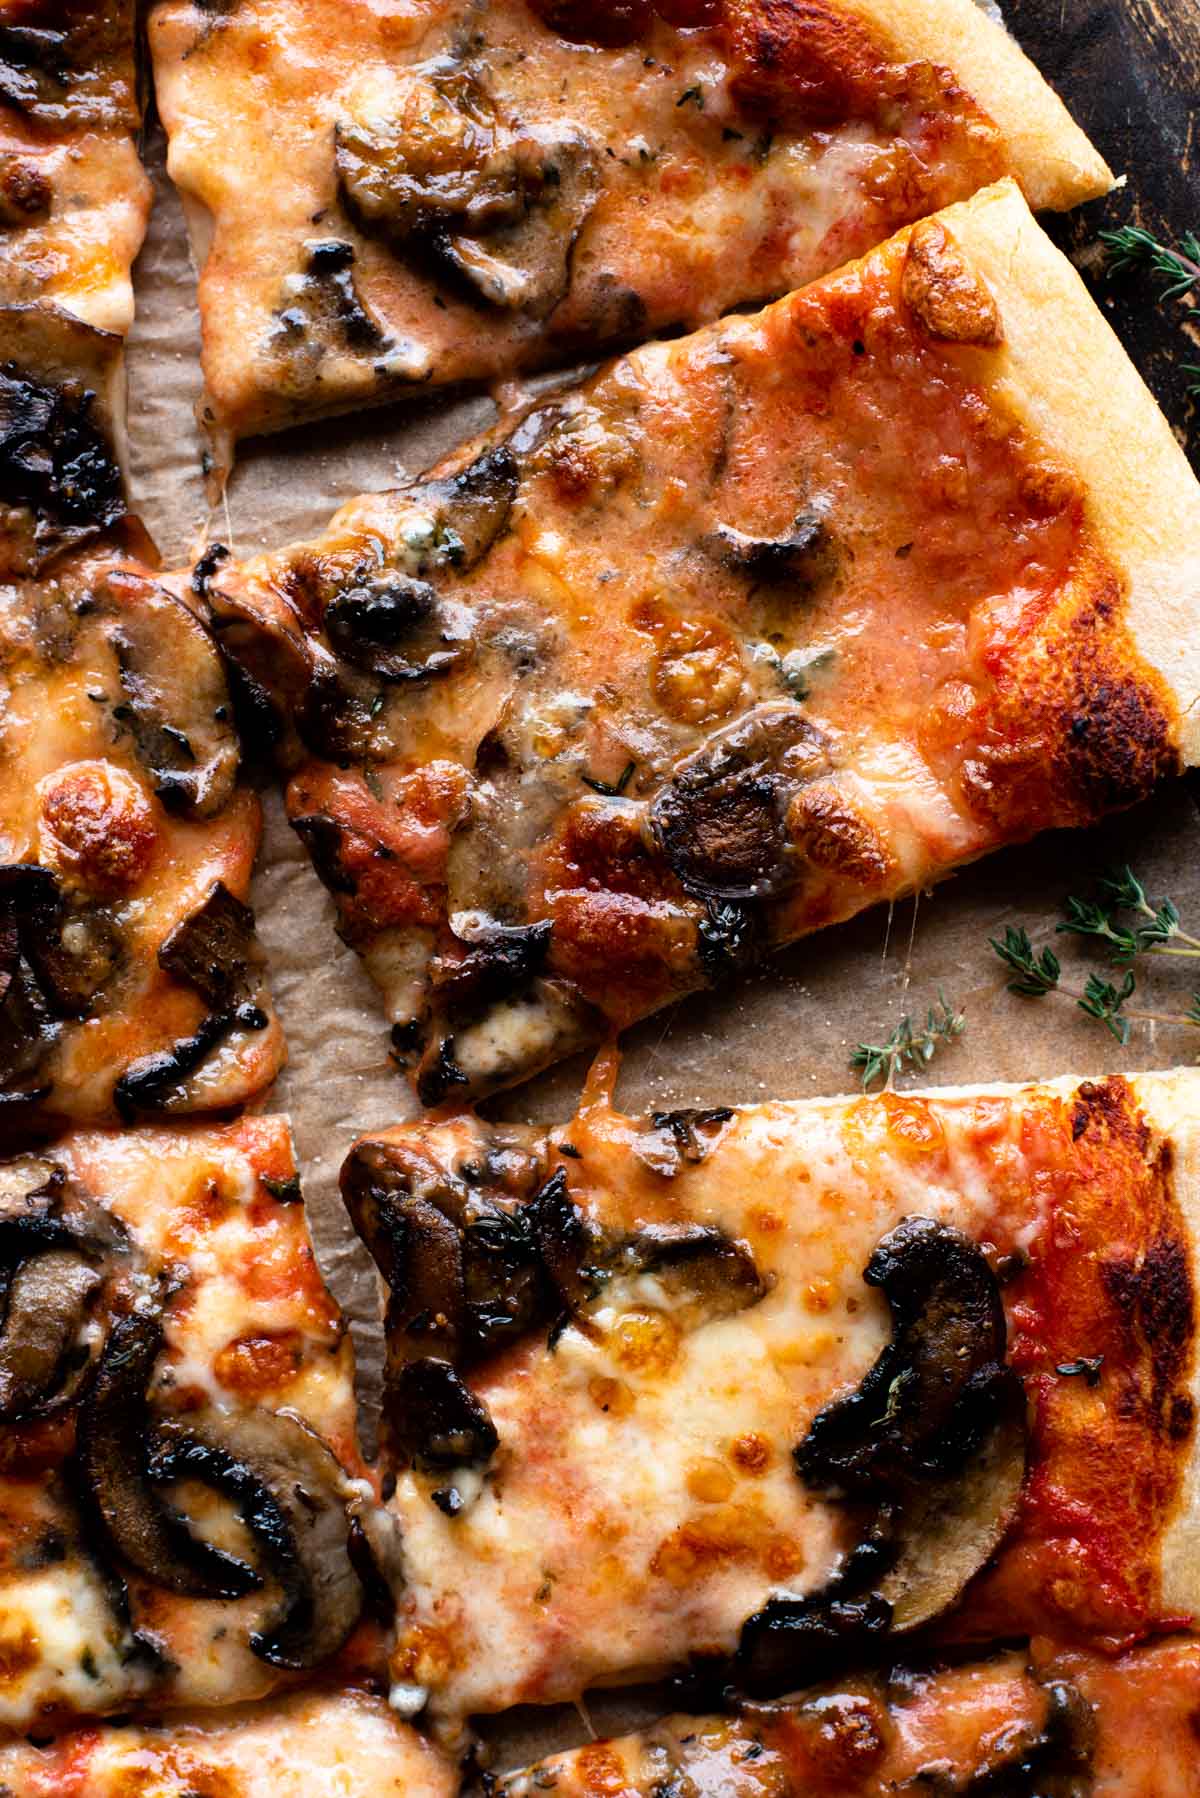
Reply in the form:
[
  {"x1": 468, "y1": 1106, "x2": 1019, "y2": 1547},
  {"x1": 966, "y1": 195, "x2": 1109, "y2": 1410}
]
[
  {"x1": 145, "y1": 0, "x2": 1109, "y2": 468},
  {"x1": 194, "y1": 182, "x2": 1200, "y2": 1107},
  {"x1": 341, "y1": 1068, "x2": 1200, "y2": 1744}
]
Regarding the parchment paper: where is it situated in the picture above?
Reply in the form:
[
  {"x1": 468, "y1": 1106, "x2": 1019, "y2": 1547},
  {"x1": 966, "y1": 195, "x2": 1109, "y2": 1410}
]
[{"x1": 123, "y1": 117, "x2": 1200, "y2": 1769}]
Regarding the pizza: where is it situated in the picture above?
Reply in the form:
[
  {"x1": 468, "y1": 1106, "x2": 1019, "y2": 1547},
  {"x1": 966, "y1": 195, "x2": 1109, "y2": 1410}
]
[
  {"x1": 0, "y1": 1683, "x2": 457, "y2": 1796},
  {"x1": 339, "y1": 1066, "x2": 1200, "y2": 1740},
  {"x1": 0, "y1": 545, "x2": 286, "y2": 1130},
  {"x1": 197, "y1": 179, "x2": 1200, "y2": 1108},
  {"x1": 491, "y1": 1635, "x2": 1200, "y2": 1798},
  {"x1": 145, "y1": 0, "x2": 1109, "y2": 464},
  {"x1": 0, "y1": 1115, "x2": 375, "y2": 1733},
  {"x1": 0, "y1": 0, "x2": 153, "y2": 576}
]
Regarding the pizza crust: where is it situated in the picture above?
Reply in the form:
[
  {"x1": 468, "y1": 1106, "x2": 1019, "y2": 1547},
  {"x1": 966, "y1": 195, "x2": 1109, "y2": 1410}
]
[
  {"x1": 1132, "y1": 1068, "x2": 1200, "y2": 1617},
  {"x1": 924, "y1": 179, "x2": 1200, "y2": 767},
  {"x1": 843, "y1": 0, "x2": 1112, "y2": 210}
]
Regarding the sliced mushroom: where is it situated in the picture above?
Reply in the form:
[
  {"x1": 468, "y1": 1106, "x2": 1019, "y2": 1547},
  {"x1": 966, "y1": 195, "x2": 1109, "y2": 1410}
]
[
  {"x1": 385, "y1": 1355, "x2": 500, "y2": 1472},
  {"x1": 429, "y1": 919, "x2": 553, "y2": 1013},
  {"x1": 612, "y1": 1221, "x2": 765, "y2": 1327},
  {"x1": 0, "y1": 1251, "x2": 101, "y2": 1420},
  {"x1": 878, "y1": 1372, "x2": 1026, "y2": 1633},
  {"x1": 271, "y1": 238, "x2": 392, "y2": 363},
  {"x1": 634, "y1": 1107, "x2": 734, "y2": 1176},
  {"x1": 113, "y1": 1011, "x2": 242, "y2": 1121},
  {"x1": 395, "y1": 446, "x2": 519, "y2": 577},
  {"x1": 157, "y1": 881, "x2": 266, "y2": 1012},
  {"x1": 796, "y1": 1218, "x2": 1013, "y2": 1493},
  {"x1": 525, "y1": 0, "x2": 652, "y2": 47},
  {"x1": 203, "y1": 571, "x2": 313, "y2": 765},
  {"x1": 108, "y1": 575, "x2": 240, "y2": 818},
  {"x1": 706, "y1": 513, "x2": 836, "y2": 589},
  {"x1": 323, "y1": 572, "x2": 473, "y2": 684},
  {"x1": 649, "y1": 704, "x2": 830, "y2": 899},
  {"x1": 25, "y1": 900, "x2": 122, "y2": 1019},
  {"x1": 434, "y1": 134, "x2": 598, "y2": 317},
  {"x1": 0, "y1": 863, "x2": 62, "y2": 1101},
  {"x1": 342, "y1": 1141, "x2": 548, "y2": 1364},
  {"x1": 0, "y1": 306, "x2": 125, "y2": 570},
  {"x1": 735, "y1": 1587, "x2": 894, "y2": 1698},
  {"x1": 525, "y1": 1164, "x2": 598, "y2": 1319},
  {"x1": 77, "y1": 1311, "x2": 260, "y2": 1601},
  {"x1": 337, "y1": 66, "x2": 598, "y2": 317},
  {"x1": 148, "y1": 1407, "x2": 362, "y2": 1671},
  {"x1": 733, "y1": 1220, "x2": 1030, "y2": 1696}
]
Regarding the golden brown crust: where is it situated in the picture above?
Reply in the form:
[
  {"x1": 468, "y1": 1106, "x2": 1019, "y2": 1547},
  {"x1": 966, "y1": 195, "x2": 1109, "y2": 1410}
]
[{"x1": 929, "y1": 181, "x2": 1200, "y2": 767}]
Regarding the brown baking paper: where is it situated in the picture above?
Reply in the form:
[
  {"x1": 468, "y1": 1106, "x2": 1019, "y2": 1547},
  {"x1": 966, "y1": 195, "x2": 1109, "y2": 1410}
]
[{"x1": 123, "y1": 120, "x2": 1200, "y2": 1769}]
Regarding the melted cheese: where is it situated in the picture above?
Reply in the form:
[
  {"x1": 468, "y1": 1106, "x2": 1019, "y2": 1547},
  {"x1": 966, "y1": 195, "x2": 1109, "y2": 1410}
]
[
  {"x1": 0, "y1": 1119, "x2": 363, "y2": 1727},
  {"x1": 372, "y1": 1073, "x2": 1200, "y2": 1738},
  {"x1": 0, "y1": 1685, "x2": 456, "y2": 1798}
]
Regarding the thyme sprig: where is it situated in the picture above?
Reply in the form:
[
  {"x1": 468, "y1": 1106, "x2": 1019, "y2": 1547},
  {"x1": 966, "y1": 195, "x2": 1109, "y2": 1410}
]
[
  {"x1": 1099, "y1": 226, "x2": 1200, "y2": 402},
  {"x1": 852, "y1": 992, "x2": 966, "y2": 1091},
  {"x1": 992, "y1": 867, "x2": 1200, "y2": 1046}
]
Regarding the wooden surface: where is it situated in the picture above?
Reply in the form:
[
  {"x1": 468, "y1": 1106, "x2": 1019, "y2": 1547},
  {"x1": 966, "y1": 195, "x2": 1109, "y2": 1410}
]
[{"x1": 1007, "y1": 0, "x2": 1200, "y2": 467}]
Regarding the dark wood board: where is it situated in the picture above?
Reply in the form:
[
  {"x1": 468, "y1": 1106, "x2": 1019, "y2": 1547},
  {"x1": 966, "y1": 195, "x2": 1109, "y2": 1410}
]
[{"x1": 1006, "y1": 0, "x2": 1200, "y2": 468}]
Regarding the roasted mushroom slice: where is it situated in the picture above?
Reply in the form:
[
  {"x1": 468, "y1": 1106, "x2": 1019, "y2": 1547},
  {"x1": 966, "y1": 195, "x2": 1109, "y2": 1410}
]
[
  {"x1": 735, "y1": 1219, "x2": 1030, "y2": 1695},
  {"x1": 796, "y1": 1217, "x2": 1013, "y2": 1493},
  {"x1": 158, "y1": 881, "x2": 267, "y2": 1014},
  {"x1": 878, "y1": 1372, "x2": 1027, "y2": 1633},
  {"x1": 385, "y1": 1356, "x2": 500, "y2": 1473},
  {"x1": 429, "y1": 919, "x2": 553, "y2": 1013},
  {"x1": 148, "y1": 1408, "x2": 362, "y2": 1671},
  {"x1": 0, "y1": 1159, "x2": 120, "y2": 1421},
  {"x1": 0, "y1": 863, "x2": 62, "y2": 1103},
  {"x1": 107, "y1": 572, "x2": 240, "y2": 818},
  {"x1": 611, "y1": 1221, "x2": 766, "y2": 1327},
  {"x1": 395, "y1": 446, "x2": 518, "y2": 577},
  {"x1": 337, "y1": 66, "x2": 598, "y2": 317},
  {"x1": 323, "y1": 573, "x2": 473, "y2": 684},
  {"x1": 434, "y1": 134, "x2": 598, "y2": 317},
  {"x1": 649, "y1": 704, "x2": 831, "y2": 899},
  {"x1": 0, "y1": 303, "x2": 126, "y2": 574},
  {"x1": 78, "y1": 1312, "x2": 260, "y2": 1601},
  {"x1": 0, "y1": 1251, "x2": 101, "y2": 1419},
  {"x1": 706, "y1": 512, "x2": 837, "y2": 589}
]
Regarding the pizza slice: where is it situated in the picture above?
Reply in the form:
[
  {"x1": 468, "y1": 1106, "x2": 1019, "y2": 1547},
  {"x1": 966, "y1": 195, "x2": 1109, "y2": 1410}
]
[
  {"x1": 0, "y1": 1683, "x2": 458, "y2": 1797},
  {"x1": 491, "y1": 1636, "x2": 1200, "y2": 1798},
  {"x1": 1, "y1": 0, "x2": 154, "y2": 576},
  {"x1": 0, "y1": 1115, "x2": 377, "y2": 1731},
  {"x1": 198, "y1": 180, "x2": 1200, "y2": 1108},
  {"x1": 339, "y1": 1066, "x2": 1200, "y2": 1740},
  {"x1": 146, "y1": 0, "x2": 1109, "y2": 462},
  {"x1": 0, "y1": 545, "x2": 285, "y2": 1129}
]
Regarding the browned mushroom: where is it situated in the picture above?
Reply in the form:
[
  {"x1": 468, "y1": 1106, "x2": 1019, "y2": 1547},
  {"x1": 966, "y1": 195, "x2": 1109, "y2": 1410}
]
[
  {"x1": 736, "y1": 1219, "x2": 1027, "y2": 1697},
  {"x1": 649, "y1": 704, "x2": 831, "y2": 899},
  {"x1": 157, "y1": 881, "x2": 267, "y2": 1014},
  {"x1": 384, "y1": 1356, "x2": 500, "y2": 1472},
  {"x1": 337, "y1": 65, "x2": 598, "y2": 317},
  {"x1": 148, "y1": 1407, "x2": 362, "y2": 1671},
  {"x1": 706, "y1": 513, "x2": 837, "y2": 589},
  {"x1": 107, "y1": 574, "x2": 240, "y2": 818},
  {"x1": 77, "y1": 1311, "x2": 260, "y2": 1600}
]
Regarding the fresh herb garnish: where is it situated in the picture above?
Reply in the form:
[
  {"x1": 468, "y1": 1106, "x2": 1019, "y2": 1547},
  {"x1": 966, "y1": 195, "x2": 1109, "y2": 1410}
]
[
  {"x1": 1100, "y1": 226, "x2": 1200, "y2": 404},
  {"x1": 851, "y1": 991, "x2": 966, "y2": 1091},
  {"x1": 991, "y1": 866, "x2": 1200, "y2": 1046},
  {"x1": 1100, "y1": 224, "x2": 1200, "y2": 301},
  {"x1": 581, "y1": 759, "x2": 635, "y2": 797}
]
